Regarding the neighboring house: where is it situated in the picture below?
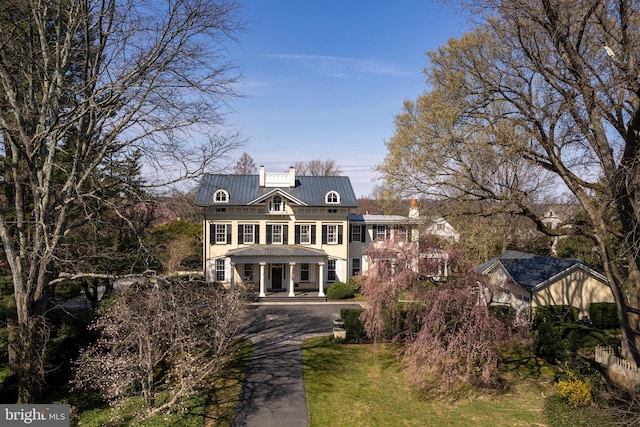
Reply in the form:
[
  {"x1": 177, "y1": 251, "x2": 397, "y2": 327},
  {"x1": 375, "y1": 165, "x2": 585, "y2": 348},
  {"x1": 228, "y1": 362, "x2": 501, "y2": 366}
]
[
  {"x1": 475, "y1": 250, "x2": 613, "y2": 320},
  {"x1": 194, "y1": 166, "x2": 458, "y2": 297}
]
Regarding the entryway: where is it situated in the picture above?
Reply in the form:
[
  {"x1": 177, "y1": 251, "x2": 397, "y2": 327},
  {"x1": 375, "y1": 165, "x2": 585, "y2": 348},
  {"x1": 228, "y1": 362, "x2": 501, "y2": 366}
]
[{"x1": 271, "y1": 264, "x2": 283, "y2": 290}]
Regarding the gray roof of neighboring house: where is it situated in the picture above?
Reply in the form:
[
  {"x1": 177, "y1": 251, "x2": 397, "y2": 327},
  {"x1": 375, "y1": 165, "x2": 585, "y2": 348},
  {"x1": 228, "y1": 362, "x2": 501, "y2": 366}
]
[
  {"x1": 347, "y1": 213, "x2": 416, "y2": 223},
  {"x1": 475, "y1": 250, "x2": 593, "y2": 290},
  {"x1": 194, "y1": 174, "x2": 358, "y2": 207}
]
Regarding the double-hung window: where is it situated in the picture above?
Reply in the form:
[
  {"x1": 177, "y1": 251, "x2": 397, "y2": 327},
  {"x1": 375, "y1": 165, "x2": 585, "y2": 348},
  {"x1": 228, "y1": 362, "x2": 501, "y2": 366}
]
[
  {"x1": 300, "y1": 263, "x2": 309, "y2": 281},
  {"x1": 214, "y1": 224, "x2": 229, "y2": 244},
  {"x1": 351, "y1": 225, "x2": 362, "y2": 242},
  {"x1": 244, "y1": 264, "x2": 254, "y2": 282},
  {"x1": 375, "y1": 225, "x2": 387, "y2": 240},
  {"x1": 243, "y1": 224, "x2": 255, "y2": 244},
  {"x1": 215, "y1": 259, "x2": 225, "y2": 282},
  {"x1": 300, "y1": 224, "x2": 311, "y2": 244},
  {"x1": 326, "y1": 225, "x2": 338, "y2": 244},
  {"x1": 272, "y1": 224, "x2": 283, "y2": 244},
  {"x1": 352, "y1": 258, "x2": 361, "y2": 276},
  {"x1": 328, "y1": 259, "x2": 337, "y2": 282}
]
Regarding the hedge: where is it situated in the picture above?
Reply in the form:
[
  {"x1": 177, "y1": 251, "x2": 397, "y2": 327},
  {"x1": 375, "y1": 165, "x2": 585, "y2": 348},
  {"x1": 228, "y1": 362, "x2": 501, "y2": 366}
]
[
  {"x1": 589, "y1": 302, "x2": 618, "y2": 329},
  {"x1": 534, "y1": 305, "x2": 579, "y2": 327},
  {"x1": 535, "y1": 322, "x2": 620, "y2": 361}
]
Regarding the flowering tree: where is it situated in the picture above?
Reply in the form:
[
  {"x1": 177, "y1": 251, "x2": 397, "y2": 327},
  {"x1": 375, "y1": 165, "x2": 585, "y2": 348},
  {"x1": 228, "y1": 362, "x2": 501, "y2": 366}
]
[
  {"x1": 361, "y1": 237, "x2": 523, "y2": 391},
  {"x1": 74, "y1": 280, "x2": 246, "y2": 418}
]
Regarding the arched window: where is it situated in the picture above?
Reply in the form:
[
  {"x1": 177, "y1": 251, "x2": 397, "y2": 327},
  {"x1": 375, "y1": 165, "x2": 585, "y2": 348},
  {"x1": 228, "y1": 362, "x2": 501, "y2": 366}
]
[
  {"x1": 325, "y1": 191, "x2": 340, "y2": 204},
  {"x1": 213, "y1": 189, "x2": 229, "y2": 203}
]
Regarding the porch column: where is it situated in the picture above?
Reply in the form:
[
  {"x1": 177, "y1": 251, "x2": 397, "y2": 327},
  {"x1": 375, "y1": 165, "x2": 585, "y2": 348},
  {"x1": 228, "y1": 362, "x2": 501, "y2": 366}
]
[
  {"x1": 288, "y1": 262, "x2": 296, "y2": 297},
  {"x1": 230, "y1": 262, "x2": 235, "y2": 295},
  {"x1": 259, "y1": 262, "x2": 266, "y2": 297},
  {"x1": 318, "y1": 262, "x2": 325, "y2": 297}
]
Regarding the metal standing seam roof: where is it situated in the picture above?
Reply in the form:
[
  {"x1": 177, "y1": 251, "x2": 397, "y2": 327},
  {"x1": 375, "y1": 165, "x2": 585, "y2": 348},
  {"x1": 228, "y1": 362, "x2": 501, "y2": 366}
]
[
  {"x1": 475, "y1": 250, "x2": 589, "y2": 290},
  {"x1": 194, "y1": 174, "x2": 358, "y2": 207},
  {"x1": 226, "y1": 245, "x2": 327, "y2": 258},
  {"x1": 348, "y1": 213, "x2": 418, "y2": 223}
]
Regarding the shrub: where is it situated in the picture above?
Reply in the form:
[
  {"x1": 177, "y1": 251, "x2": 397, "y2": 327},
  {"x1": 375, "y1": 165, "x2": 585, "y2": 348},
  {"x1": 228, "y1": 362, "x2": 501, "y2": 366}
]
[
  {"x1": 556, "y1": 364, "x2": 593, "y2": 407},
  {"x1": 535, "y1": 322, "x2": 568, "y2": 361},
  {"x1": 590, "y1": 303, "x2": 618, "y2": 329},
  {"x1": 534, "y1": 305, "x2": 579, "y2": 327},
  {"x1": 348, "y1": 275, "x2": 364, "y2": 295},
  {"x1": 326, "y1": 282, "x2": 354, "y2": 300},
  {"x1": 340, "y1": 308, "x2": 367, "y2": 343}
]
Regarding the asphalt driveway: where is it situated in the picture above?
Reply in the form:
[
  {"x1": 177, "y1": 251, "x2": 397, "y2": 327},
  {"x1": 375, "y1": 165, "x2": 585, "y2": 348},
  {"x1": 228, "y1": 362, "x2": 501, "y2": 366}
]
[{"x1": 232, "y1": 303, "x2": 362, "y2": 427}]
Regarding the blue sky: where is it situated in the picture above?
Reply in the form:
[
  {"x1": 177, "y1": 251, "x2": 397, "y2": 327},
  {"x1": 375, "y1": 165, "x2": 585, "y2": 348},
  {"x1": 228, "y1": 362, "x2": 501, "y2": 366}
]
[{"x1": 226, "y1": 1, "x2": 469, "y2": 197}]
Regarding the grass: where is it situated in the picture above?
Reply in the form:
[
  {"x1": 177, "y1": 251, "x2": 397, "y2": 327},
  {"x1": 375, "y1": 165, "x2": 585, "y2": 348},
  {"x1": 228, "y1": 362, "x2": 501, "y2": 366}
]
[
  {"x1": 76, "y1": 339, "x2": 252, "y2": 427},
  {"x1": 303, "y1": 336, "x2": 556, "y2": 427}
]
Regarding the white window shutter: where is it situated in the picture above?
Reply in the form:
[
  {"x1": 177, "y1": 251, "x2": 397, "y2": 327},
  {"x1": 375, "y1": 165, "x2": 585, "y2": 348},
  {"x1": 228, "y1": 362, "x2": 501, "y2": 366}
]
[
  {"x1": 225, "y1": 258, "x2": 231, "y2": 282},
  {"x1": 336, "y1": 260, "x2": 344, "y2": 282}
]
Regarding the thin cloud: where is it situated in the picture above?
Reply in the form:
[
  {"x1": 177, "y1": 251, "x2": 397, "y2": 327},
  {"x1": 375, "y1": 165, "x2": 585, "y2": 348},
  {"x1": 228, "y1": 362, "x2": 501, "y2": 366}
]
[{"x1": 267, "y1": 53, "x2": 412, "y2": 78}]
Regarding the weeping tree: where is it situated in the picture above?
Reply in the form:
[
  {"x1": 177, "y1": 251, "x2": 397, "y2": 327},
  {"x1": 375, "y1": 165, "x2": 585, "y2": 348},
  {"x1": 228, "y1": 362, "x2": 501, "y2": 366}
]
[
  {"x1": 360, "y1": 236, "x2": 519, "y2": 393},
  {"x1": 380, "y1": 0, "x2": 640, "y2": 365},
  {"x1": 0, "y1": 0, "x2": 243, "y2": 402}
]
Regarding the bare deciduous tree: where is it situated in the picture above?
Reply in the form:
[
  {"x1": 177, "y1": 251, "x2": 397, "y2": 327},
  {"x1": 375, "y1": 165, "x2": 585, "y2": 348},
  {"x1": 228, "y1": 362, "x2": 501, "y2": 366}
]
[
  {"x1": 74, "y1": 281, "x2": 246, "y2": 419},
  {"x1": 0, "y1": 0, "x2": 243, "y2": 401},
  {"x1": 294, "y1": 159, "x2": 342, "y2": 176},
  {"x1": 380, "y1": 0, "x2": 640, "y2": 364},
  {"x1": 233, "y1": 152, "x2": 257, "y2": 174}
]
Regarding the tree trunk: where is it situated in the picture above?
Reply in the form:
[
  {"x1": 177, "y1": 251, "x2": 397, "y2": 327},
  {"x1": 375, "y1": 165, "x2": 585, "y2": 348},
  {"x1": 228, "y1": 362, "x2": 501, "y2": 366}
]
[{"x1": 10, "y1": 277, "x2": 50, "y2": 403}]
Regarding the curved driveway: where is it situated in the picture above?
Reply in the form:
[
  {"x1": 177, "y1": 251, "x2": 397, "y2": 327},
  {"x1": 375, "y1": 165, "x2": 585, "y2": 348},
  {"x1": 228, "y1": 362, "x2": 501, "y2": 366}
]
[{"x1": 232, "y1": 303, "x2": 362, "y2": 427}]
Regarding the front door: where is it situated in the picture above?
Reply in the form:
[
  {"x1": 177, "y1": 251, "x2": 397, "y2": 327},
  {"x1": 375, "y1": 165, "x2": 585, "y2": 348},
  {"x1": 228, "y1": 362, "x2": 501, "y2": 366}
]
[{"x1": 271, "y1": 264, "x2": 283, "y2": 290}]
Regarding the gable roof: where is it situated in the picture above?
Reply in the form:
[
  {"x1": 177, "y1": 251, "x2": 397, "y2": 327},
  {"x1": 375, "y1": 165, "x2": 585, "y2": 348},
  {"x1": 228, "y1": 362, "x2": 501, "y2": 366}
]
[
  {"x1": 475, "y1": 250, "x2": 604, "y2": 290},
  {"x1": 194, "y1": 173, "x2": 358, "y2": 207}
]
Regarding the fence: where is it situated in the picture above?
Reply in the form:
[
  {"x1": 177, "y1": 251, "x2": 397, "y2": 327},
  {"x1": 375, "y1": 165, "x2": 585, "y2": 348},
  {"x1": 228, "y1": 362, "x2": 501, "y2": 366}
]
[{"x1": 595, "y1": 346, "x2": 640, "y2": 389}]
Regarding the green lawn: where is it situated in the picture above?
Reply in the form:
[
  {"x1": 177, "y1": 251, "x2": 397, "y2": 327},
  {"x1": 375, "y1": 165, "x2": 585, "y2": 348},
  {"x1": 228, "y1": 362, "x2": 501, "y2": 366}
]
[{"x1": 303, "y1": 337, "x2": 555, "y2": 427}]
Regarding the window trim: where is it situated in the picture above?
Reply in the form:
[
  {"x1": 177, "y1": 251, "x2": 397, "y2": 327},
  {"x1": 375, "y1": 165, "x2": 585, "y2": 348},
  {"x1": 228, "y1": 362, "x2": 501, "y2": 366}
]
[
  {"x1": 328, "y1": 259, "x2": 337, "y2": 282},
  {"x1": 299, "y1": 224, "x2": 311, "y2": 244},
  {"x1": 325, "y1": 191, "x2": 340, "y2": 204},
  {"x1": 244, "y1": 264, "x2": 254, "y2": 282},
  {"x1": 375, "y1": 224, "x2": 388, "y2": 240},
  {"x1": 300, "y1": 263, "x2": 310, "y2": 281},
  {"x1": 243, "y1": 224, "x2": 255, "y2": 244},
  {"x1": 215, "y1": 224, "x2": 229, "y2": 244},
  {"x1": 213, "y1": 189, "x2": 229, "y2": 203},
  {"x1": 271, "y1": 224, "x2": 283, "y2": 244},
  {"x1": 269, "y1": 195, "x2": 286, "y2": 213},
  {"x1": 352, "y1": 258, "x2": 361, "y2": 276},
  {"x1": 215, "y1": 259, "x2": 225, "y2": 282},
  {"x1": 326, "y1": 224, "x2": 338, "y2": 244}
]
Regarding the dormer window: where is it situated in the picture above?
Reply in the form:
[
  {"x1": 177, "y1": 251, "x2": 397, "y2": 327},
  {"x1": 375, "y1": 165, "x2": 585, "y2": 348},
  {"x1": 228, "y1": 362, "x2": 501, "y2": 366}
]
[
  {"x1": 213, "y1": 189, "x2": 229, "y2": 203},
  {"x1": 325, "y1": 191, "x2": 340, "y2": 204},
  {"x1": 268, "y1": 195, "x2": 286, "y2": 213}
]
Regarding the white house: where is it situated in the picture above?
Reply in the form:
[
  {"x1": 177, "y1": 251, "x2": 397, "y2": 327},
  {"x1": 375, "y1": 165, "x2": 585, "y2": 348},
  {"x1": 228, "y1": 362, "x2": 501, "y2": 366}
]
[{"x1": 194, "y1": 166, "x2": 458, "y2": 297}]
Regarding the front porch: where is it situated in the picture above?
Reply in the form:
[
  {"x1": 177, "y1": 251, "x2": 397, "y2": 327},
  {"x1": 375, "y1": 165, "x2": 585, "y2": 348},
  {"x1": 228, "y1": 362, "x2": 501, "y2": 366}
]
[
  {"x1": 225, "y1": 245, "x2": 330, "y2": 298},
  {"x1": 254, "y1": 290, "x2": 328, "y2": 303}
]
